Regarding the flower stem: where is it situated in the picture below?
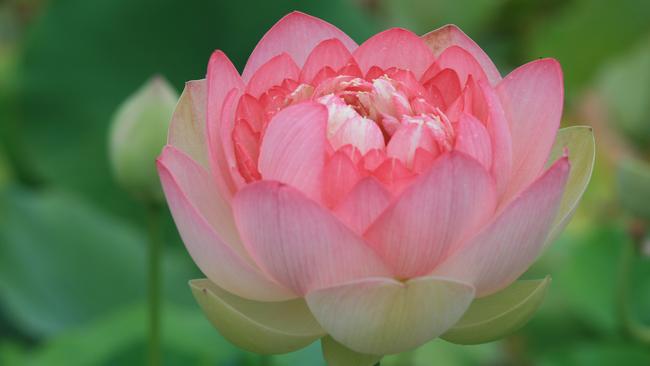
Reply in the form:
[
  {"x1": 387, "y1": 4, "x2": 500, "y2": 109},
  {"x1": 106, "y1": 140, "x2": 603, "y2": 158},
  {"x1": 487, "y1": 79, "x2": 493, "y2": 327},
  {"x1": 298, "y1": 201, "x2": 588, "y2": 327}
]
[{"x1": 147, "y1": 204, "x2": 163, "y2": 366}]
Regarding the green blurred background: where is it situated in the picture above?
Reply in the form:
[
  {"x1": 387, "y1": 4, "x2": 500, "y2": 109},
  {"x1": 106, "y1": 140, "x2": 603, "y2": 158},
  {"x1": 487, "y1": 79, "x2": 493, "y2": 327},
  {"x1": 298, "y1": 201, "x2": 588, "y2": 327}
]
[{"x1": 1, "y1": 0, "x2": 650, "y2": 365}]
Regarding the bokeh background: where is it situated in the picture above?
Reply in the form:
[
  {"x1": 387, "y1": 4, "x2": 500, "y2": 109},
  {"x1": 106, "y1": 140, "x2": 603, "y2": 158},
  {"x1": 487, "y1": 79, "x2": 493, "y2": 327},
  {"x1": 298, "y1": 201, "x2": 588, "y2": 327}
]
[{"x1": 1, "y1": 0, "x2": 650, "y2": 365}]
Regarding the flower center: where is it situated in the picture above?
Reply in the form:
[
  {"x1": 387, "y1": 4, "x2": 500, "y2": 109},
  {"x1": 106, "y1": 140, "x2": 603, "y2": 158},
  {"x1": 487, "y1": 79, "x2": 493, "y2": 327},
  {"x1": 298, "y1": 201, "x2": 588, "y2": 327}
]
[{"x1": 231, "y1": 67, "x2": 456, "y2": 185}]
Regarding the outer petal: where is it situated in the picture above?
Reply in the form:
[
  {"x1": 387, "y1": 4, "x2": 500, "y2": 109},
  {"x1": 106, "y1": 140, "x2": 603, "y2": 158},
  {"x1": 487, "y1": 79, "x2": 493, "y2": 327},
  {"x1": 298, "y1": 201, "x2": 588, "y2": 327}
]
[
  {"x1": 365, "y1": 153, "x2": 497, "y2": 278},
  {"x1": 233, "y1": 181, "x2": 392, "y2": 295},
  {"x1": 168, "y1": 79, "x2": 209, "y2": 170},
  {"x1": 158, "y1": 146, "x2": 242, "y2": 254},
  {"x1": 206, "y1": 51, "x2": 246, "y2": 198},
  {"x1": 421, "y1": 24, "x2": 501, "y2": 85},
  {"x1": 454, "y1": 112, "x2": 492, "y2": 170},
  {"x1": 207, "y1": 51, "x2": 244, "y2": 130},
  {"x1": 258, "y1": 102, "x2": 328, "y2": 201},
  {"x1": 242, "y1": 11, "x2": 357, "y2": 82},
  {"x1": 544, "y1": 126, "x2": 595, "y2": 245},
  {"x1": 246, "y1": 53, "x2": 301, "y2": 97},
  {"x1": 434, "y1": 46, "x2": 488, "y2": 86},
  {"x1": 497, "y1": 59, "x2": 564, "y2": 203},
  {"x1": 478, "y1": 81, "x2": 513, "y2": 197},
  {"x1": 216, "y1": 88, "x2": 246, "y2": 196},
  {"x1": 157, "y1": 153, "x2": 295, "y2": 301},
  {"x1": 300, "y1": 38, "x2": 355, "y2": 84},
  {"x1": 190, "y1": 279, "x2": 324, "y2": 354},
  {"x1": 305, "y1": 276, "x2": 475, "y2": 355},
  {"x1": 432, "y1": 157, "x2": 570, "y2": 297},
  {"x1": 323, "y1": 151, "x2": 362, "y2": 207},
  {"x1": 353, "y1": 28, "x2": 435, "y2": 78},
  {"x1": 333, "y1": 177, "x2": 392, "y2": 235}
]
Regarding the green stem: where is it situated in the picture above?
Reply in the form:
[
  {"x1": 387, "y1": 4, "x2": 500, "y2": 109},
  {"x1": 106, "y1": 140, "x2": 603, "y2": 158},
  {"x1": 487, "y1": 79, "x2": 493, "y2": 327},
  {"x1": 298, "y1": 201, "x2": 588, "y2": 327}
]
[
  {"x1": 147, "y1": 204, "x2": 162, "y2": 366},
  {"x1": 617, "y1": 231, "x2": 650, "y2": 345}
]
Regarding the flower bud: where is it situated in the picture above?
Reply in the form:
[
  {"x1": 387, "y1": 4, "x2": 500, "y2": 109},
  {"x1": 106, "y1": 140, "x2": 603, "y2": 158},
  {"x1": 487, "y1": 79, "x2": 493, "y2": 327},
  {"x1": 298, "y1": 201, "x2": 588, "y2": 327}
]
[{"x1": 109, "y1": 76, "x2": 178, "y2": 203}]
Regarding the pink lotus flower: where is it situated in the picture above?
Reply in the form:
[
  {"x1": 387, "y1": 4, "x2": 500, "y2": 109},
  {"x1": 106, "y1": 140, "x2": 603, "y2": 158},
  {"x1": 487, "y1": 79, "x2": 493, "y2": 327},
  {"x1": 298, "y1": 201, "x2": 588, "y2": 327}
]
[{"x1": 157, "y1": 12, "x2": 594, "y2": 357}]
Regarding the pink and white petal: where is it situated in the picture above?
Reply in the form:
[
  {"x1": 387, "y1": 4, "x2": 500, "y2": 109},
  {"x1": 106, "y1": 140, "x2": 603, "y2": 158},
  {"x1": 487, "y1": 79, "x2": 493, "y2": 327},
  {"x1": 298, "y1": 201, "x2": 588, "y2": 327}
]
[
  {"x1": 157, "y1": 158, "x2": 295, "y2": 302},
  {"x1": 422, "y1": 24, "x2": 501, "y2": 86},
  {"x1": 330, "y1": 116, "x2": 386, "y2": 155},
  {"x1": 242, "y1": 11, "x2": 357, "y2": 82},
  {"x1": 432, "y1": 158, "x2": 570, "y2": 297},
  {"x1": 168, "y1": 79, "x2": 210, "y2": 170},
  {"x1": 300, "y1": 38, "x2": 354, "y2": 84},
  {"x1": 305, "y1": 276, "x2": 475, "y2": 355},
  {"x1": 246, "y1": 53, "x2": 301, "y2": 97},
  {"x1": 233, "y1": 181, "x2": 392, "y2": 295},
  {"x1": 434, "y1": 46, "x2": 488, "y2": 86},
  {"x1": 478, "y1": 81, "x2": 513, "y2": 197},
  {"x1": 353, "y1": 28, "x2": 435, "y2": 78},
  {"x1": 497, "y1": 59, "x2": 564, "y2": 204},
  {"x1": 454, "y1": 112, "x2": 493, "y2": 169},
  {"x1": 258, "y1": 102, "x2": 328, "y2": 202},
  {"x1": 365, "y1": 153, "x2": 497, "y2": 278},
  {"x1": 333, "y1": 177, "x2": 392, "y2": 235}
]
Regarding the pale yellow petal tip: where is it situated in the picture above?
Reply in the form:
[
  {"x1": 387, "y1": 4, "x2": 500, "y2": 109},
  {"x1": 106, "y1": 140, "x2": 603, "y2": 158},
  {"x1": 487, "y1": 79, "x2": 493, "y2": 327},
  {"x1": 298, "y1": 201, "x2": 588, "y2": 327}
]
[
  {"x1": 190, "y1": 278, "x2": 324, "y2": 355},
  {"x1": 442, "y1": 276, "x2": 551, "y2": 345},
  {"x1": 321, "y1": 336, "x2": 382, "y2": 366}
]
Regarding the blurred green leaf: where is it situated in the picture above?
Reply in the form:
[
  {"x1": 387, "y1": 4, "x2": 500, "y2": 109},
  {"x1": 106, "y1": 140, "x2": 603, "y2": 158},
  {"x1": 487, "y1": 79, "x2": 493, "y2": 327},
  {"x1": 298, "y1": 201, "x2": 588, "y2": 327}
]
[
  {"x1": 552, "y1": 226, "x2": 628, "y2": 333},
  {"x1": 271, "y1": 342, "x2": 326, "y2": 366},
  {"x1": 0, "y1": 187, "x2": 146, "y2": 336},
  {"x1": 598, "y1": 37, "x2": 650, "y2": 149},
  {"x1": 617, "y1": 158, "x2": 650, "y2": 221},
  {"x1": 27, "y1": 303, "x2": 240, "y2": 366},
  {"x1": 538, "y1": 343, "x2": 650, "y2": 366},
  {"x1": 0, "y1": 186, "x2": 206, "y2": 338},
  {"x1": 527, "y1": 0, "x2": 650, "y2": 94},
  {"x1": 0, "y1": 342, "x2": 27, "y2": 366},
  {"x1": 383, "y1": 338, "x2": 499, "y2": 366},
  {"x1": 442, "y1": 277, "x2": 550, "y2": 345},
  {"x1": 321, "y1": 336, "x2": 381, "y2": 366},
  {"x1": 376, "y1": 0, "x2": 503, "y2": 35},
  {"x1": 0, "y1": 146, "x2": 13, "y2": 191}
]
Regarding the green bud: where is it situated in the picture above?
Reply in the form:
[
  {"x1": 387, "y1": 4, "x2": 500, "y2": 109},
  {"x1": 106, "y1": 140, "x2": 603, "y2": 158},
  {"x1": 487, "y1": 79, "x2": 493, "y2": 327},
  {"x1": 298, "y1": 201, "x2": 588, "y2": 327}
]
[{"x1": 109, "y1": 76, "x2": 178, "y2": 203}]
